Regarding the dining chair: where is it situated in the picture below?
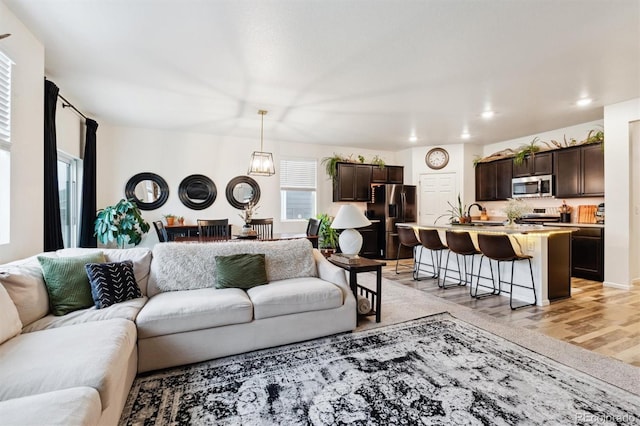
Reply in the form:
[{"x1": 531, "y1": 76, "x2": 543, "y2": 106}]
[
  {"x1": 306, "y1": 218, "x2": 321, "y2": 248},
  {"x1": 153, "y1": 220, "x2": 169, "y2": 243},
  {"x1": 197, "y1": 219, "x2": 230, "y2": 241},
  {"x1": 249, "y1": 218, "x2": 274, "y2": 240}
]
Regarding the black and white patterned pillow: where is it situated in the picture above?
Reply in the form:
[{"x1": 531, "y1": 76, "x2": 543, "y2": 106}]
[{"x1": 85, "y1": 261, "x2": 142, "y2": 309}]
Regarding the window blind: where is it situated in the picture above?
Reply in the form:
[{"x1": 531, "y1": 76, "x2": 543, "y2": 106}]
[
  {"x1": 280, "y1": 159, "x2": 317, "y2": 190},
  {"x1": 0, "y1": 50, "x2": 11, "y2": 150}
]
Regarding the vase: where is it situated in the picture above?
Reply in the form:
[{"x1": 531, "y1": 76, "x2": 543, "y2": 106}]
[
  {"x1": 506, "y1": 218, "x2": 516, "y2": 227},
  {"x1": 166, "y1": 217, "x2": 175, "y2": 226},
  {"x1": 242, "y1": 224, "x2": 251, "y2": 236}
]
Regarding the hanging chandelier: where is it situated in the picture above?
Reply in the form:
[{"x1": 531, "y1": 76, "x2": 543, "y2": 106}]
[{"x1": 248, "y1": 109, "x2": 275, "y2": 176}]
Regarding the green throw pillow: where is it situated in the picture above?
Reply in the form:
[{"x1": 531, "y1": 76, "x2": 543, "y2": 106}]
[
  {"x1": 38, "y1": 252, "x2": 106, "y2": 316},
  {"x1": 215, "y1": 253, "x2": 268, "y2": 289}
]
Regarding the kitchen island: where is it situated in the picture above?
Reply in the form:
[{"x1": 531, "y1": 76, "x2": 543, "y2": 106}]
[{"x1": 398, "y1": 223, "x2": 577, "y2": 306}]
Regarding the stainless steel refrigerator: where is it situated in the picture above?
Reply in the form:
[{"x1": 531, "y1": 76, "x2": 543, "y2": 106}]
[{"x1": 366, "y1": 184, "x2": 417, "y2": 259}]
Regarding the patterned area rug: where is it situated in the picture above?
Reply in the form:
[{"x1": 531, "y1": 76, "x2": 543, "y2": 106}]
[{"x1": 121, "y1": 313, "x2": 640, "y2": 425}]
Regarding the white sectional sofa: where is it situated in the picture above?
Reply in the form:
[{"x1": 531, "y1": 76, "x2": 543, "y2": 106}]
[{"x1": 0, "y1": 238, "x2": 356, "y2": 425}]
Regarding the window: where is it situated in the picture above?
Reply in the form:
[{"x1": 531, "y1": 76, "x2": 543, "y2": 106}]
[
  {"x1": 280, "y1": 159, "x2": 317, "y2": 221},
  {"x1": 0, "y1": 50, "x2": 12, "y2": 245},
  {"x1": 57, "y1": 152, "x2": 82, "y2": 248}
]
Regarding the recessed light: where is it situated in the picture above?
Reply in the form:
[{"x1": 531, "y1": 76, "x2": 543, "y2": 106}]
[
  {"x1": 461, "y1": 132, "x2": 471, "y2": 140},
  {"x1": 409, "y1": 135, "x2": 418, "y2": 143},
  {"x1": 481, "y1": 110, "x2": 495, "y2": 119},
  {"x1": 576, "y1": 98, "x2": 592, "y2": 107}
]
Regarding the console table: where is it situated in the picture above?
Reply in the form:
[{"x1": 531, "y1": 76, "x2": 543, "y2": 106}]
[{"x1": 328, "y1": 257, "x2": 386, "y2": 323}]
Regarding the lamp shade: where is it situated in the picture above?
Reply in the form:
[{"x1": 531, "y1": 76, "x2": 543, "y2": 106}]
[
  {"x1": 331, "y1": 205, "x2": 372, "y2": 256},
  {"x1": 330, "y1": 205, "x2": 371, "y2": 230}
]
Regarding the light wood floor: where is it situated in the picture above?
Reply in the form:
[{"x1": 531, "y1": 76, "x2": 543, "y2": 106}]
[{"x1": 384, "y1": 260, "x2": 640, "y2": 367}]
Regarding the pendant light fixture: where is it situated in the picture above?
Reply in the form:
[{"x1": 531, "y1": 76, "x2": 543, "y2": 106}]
[{"x1": 248, "y1": 110, "x2": 275, "y2": 176}]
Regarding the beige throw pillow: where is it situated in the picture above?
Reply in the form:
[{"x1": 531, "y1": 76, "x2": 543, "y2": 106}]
[
  {"x1": 0, "y1": 283, "x2": 22, "y2": 344},
  {"x1": 0, "y1": 260, "x2": 50, "y2": 326}
]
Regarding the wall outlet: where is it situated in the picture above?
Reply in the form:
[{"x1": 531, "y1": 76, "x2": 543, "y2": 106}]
[{"x1": 527, "y1": 237, "x2": 535, "y2": 252}]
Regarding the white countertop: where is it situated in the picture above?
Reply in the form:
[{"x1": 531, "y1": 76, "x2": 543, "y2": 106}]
[
  {"x1": 544, "y1": 222, "x2": 604, "y2": 229},
  {"x1": 398, "y1": 222, "x2": 577, "y2": 234}
]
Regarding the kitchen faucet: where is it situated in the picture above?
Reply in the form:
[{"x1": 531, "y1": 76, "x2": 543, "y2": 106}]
[{"x1": 467, "y1": 203, "x2": 484, "y2": 218}]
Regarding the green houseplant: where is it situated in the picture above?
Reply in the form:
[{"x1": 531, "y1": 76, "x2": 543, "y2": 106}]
[
  {"x1": 316, "y1": 213, "x2": 339, "y2": 251},
  {"x1": 94, "y1": 198, "x2": 150, "y2": 248},
  {"x1": 435, "y1": 194, "x2": 469, "y2": 224}
]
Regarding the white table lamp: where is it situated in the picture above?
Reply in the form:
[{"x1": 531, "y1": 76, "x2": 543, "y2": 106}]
[{"x1": 331, "y1": 205, "x2": 372, "y2": 256}]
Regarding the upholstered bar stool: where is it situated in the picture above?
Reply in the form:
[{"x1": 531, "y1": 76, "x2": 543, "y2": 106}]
[
  {"x1": 442, "y1": 231, "x2": 482, "y2": 290},
  {"x1": 416, "y1": 229, "x2": 448, "y2": 285},
  {"x1": 477, "y1": 233, "x2": 537, "y2": 310},
  {"x1": 396, "y1": 226, "x2": 422, "y2": 280}
]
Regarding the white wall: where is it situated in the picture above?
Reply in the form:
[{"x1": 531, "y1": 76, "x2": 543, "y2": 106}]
[
  {"x1": 630, "y1": 120, "x2": 640, "y2": 284},
  {"x1": 96, "y1": 124, "x2": 397, "y2": 248},
  {"x1": 604, "y1": 98, "x2": 640, "y2": 289},
  {"x1": 55, "y1": 96, "x2": 85, "y2": 159},
  {"x1": 0, "y1": 1, "x2": 45, "y2": 263}
]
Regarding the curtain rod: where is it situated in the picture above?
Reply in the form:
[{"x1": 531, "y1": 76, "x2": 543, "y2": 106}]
[
  {"x1": 45, "y1": 76, "x2": 89, "y2": 120},
  {"x1": 58, "y1": 93, "x2": 88, "y2": 120}
]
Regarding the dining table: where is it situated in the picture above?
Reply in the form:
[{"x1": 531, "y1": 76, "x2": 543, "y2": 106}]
[{"x1": 173, "y1": 233, "x2": 318, "y2": 245}]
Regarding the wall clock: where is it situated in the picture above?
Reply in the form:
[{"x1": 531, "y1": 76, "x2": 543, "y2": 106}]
[{"x1": 425, "y1": 147, "x2": 449, "y2": 170}]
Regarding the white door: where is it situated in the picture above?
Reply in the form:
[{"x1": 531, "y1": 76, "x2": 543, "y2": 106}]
[{"x1": 419, "y1": 173, "x2": 457, "y2": 225}]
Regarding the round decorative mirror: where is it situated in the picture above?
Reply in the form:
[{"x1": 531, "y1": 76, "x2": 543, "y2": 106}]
[
  {"x1": 125, "y1": 172, "x2": 169, "y2": 210},
  {"x1": 178, "y1": 174, "x2": 217, "y2": 210},
  {"x1": 225, "y1": 175, "x2": 261, "y2": 209}
]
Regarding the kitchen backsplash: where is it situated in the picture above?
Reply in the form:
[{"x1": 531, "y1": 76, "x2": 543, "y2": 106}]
[{"x1": 479, "y1": 196, "x2": 604, "y2": 222}]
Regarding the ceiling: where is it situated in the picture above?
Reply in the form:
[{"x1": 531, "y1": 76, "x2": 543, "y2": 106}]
[{"x1": 4, "y1": 0, "x2": 639, "y2": 150}]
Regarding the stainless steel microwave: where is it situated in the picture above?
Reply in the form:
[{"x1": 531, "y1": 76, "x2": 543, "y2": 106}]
[{"x1": 512, "y1": 174, "x2": 553, "y2": 198}]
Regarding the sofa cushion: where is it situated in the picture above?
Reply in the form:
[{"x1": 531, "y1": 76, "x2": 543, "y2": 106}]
[
  {"x1": 215, "y1": 253, "x2": 268, "y2": 289},
  {"x1": 136, "y1": 288, "x2": 253, "y2": 339},
  {"x1": 0, "y1": 256, "x2": 50, "y2": 326},
  {"x1": 85, "y1": 260, "x2": 142, "y2": 308},
  {"x1": 22, "y1": 297, "x2": 147, "y2": 333},
  {"x1": 0, "y1": 283, "x2": 21, "y2": 344},
  {"x1": 247, "y1": 277, "x2": 343, "y2": 320},
  {"x1": 148, "y1": 238, "x2": 317, "y2": 295},
  {"x1": 38, "y1": 252, "x2": 106, "y2": 316},
  {"x1": 0, "y1": 318, "x2": 136, "y2": 410},
  {"x1": 57, "y1": 247, "x2": 153, "y2": 296},
  {"x1": 0, "y1": 387, "x2": 102, "y2": 426}
]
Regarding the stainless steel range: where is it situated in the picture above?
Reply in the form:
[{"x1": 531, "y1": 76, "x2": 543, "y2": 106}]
[{"x1": 516, "y1": 208, "x2": 561, "y2": 224}]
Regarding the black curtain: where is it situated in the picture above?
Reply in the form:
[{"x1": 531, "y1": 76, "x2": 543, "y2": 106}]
[
  {"x1": 79, "y1": 119, "x2": 98, "y2": 247},
  {"x1": 43, "y1": 79, "x2": 64, "y2": 251}
]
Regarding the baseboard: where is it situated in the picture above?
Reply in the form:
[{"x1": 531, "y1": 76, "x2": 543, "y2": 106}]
[{"x1": 603, "y1": 280, "x2": 632, "y2": 290}]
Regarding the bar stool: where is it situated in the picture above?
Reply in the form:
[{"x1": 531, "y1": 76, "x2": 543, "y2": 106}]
[
  {"x1": 442, "y1": 231, "x2": 481, "y2": 290},
  {"x1": 477, "y1": 233, "x2": 537, "y2": 310},
  {"x1": 416, "y1": 229, "x2": 448, "y2": 285},
  {"x1": 395, "y1": 226, "x2": 422, "y2": 280}
]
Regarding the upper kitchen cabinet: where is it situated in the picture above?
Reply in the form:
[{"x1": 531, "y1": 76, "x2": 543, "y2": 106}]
[
  {"x1": 554, "y1": 143, "x2": 604, "y2": 198},
  {"x1": 475, "y1": 158, "x2": 512, "y2": 201},
  {"x1": 512, "y1": 152, "x2": 553, "y2": 177},
  {"x1": 371, "y1": 165, "x2": 404, "y2": 184},
  {"x1": 333, "y1": 162, "x2": 372, "y2": 202}
]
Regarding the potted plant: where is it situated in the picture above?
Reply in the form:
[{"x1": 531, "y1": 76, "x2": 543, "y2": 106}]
[
  {"x1": 436, "y1": 194, "x2": 469, "y2": 224},
  {"x1": 94, "y1": 198, "x2": 150, "y2": 248},
  {"x1": 317, "y1": 213, "x2": 339, "y2": 255},
  {"x1": 320, "y1": 154, "x2": 346, "y2": 181},
  {"x1": 163, "y1": 214, "x2": 177, "y2": 226}
]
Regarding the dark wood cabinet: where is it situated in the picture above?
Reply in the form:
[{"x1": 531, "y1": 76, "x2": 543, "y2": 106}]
[
  {"x1": 572, "y1": 227, "x2": 604, "y2": 281},
  {"x1": 359, "y1": 222, "x2": 380, "y2": 258},
  {"x1": 512, "y1": 152, "x2": 553, "y2": 177},
  {"x1": 554, "y1": 143, "x2": 604, "y2": 198},
  {"x1": 475, "y1": 158, "x2": 512, "y2": 201},
  {"x1": 333, "y1": 162, "x2": 372, "y2": 202},
  {"x1": 371, "y1": 165, "x2": 403, "y2": 184}
]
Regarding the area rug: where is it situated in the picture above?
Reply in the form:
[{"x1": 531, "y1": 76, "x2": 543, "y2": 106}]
[{"x1": 120, "y1": 313, "x2": 640, "y2": 425}]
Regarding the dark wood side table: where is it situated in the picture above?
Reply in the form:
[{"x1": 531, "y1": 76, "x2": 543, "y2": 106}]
[{"x1": 328, "y1": 257, "x2": 386, "y2": 323}]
